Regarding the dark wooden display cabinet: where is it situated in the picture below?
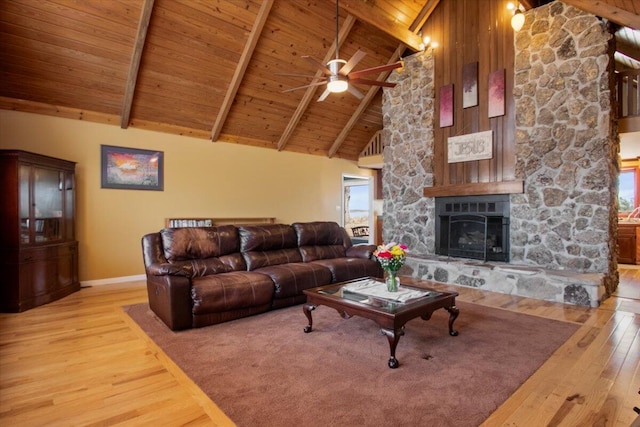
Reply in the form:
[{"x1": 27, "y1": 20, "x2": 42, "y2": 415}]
[{"x1": 0, "y1": 150, "x2": 80, "y2": 312}]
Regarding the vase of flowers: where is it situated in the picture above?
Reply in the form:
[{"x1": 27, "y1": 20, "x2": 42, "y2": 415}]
[{"x1": 374, "y1": 243, "x2": 407, "y2": 292}]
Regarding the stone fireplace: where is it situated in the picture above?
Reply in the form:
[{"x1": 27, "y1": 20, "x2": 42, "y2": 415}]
[{"x1": 380, "y1": 2, "x2": 618, "y2": 307}]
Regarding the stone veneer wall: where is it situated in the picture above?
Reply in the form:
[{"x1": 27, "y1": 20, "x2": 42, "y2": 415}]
[
  {"x1": 381, "y1": 2, "x2": 617, "y2": 307},
  {"x1": 511, "y1": 2, "x2": 617, "y2": 290},
  {"x1": 381, "y1": 50, "x2": 436, "y2": 254}
]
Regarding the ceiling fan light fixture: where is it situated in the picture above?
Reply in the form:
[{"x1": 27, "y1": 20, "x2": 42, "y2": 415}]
[
  {"x1": 282, "y1": 0, "x2": 402, "y2": 100},
  {"x1": 327, "y1": 76, "x2": 348, "y2": 93}
]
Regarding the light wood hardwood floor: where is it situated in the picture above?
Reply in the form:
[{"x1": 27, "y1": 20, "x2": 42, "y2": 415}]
[{"x1": 1, "y1": 268, "x2": 639, "y2": 426}]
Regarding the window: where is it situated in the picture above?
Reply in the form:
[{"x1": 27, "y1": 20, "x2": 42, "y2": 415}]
[{"x1": 619, "y1": 158, "x2": 640, "y2": 216}]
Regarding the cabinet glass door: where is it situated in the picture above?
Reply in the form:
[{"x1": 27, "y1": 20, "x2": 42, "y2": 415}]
[
  {"x1": 33, "y1": 167, "x2": 63, "y2": 242},
  {"x1": 19, "y1": 165, "x2": 30, "y2": 244},
  {"x1": 64, "y1": 171, "x2": 75, "y2": 240}
]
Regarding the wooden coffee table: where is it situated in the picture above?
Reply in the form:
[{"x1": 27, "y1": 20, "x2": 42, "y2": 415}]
[{"x1": 303, "y1": 277, "x2": 459, "y2": 368}]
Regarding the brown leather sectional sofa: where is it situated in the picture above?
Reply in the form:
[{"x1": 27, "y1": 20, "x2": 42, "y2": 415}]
[{"x1": 142, "y1": 221, "x2": 383, "y2": 330}]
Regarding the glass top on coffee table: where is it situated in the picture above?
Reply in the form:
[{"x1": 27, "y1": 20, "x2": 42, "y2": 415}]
[{"x1": 315, "y1": 277, "x2": 442, "y2": 314}]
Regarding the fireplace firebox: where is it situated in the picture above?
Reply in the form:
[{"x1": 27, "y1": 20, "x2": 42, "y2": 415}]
[{"x1": 435, "y1": 195, "x2": 510, "y2": 262}]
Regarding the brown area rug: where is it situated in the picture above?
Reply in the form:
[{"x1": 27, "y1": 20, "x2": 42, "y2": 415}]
[{"x1": 124, "y1": 301, "x2": 579, "y2": 427}]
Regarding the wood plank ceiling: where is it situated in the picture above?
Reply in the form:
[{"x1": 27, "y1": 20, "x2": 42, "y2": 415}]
[{"x1": 0, "y1": 0, "x2": 638, "y2": 161}]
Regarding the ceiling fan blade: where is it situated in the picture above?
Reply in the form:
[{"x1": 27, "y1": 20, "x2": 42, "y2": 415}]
[
  {"x1": 347, "y1": 85, "x2": 364, "y2": 99},
  {"x1": 349, "y1": 78, "x2": 396, "y2": 88},
  {"x1": 282, "y1": 81, "x2": 327, "y2": 93},
  {"x1": 317, "y1": 88, "x2": 332, "y2": 102},
  {"x1": 339, "y1": 50, "x2": 366, "y2": 76},
  {"x1": 348, "y1": 62, "x2": 403, "y2": 79},
  {"x1": 302, "y1": 55, "x2": 333, "y2": 75}
]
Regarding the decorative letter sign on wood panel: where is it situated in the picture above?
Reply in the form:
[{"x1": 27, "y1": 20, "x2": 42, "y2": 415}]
[{"x1": 447, "y1": 130, "x2": 493, "y2": 163}]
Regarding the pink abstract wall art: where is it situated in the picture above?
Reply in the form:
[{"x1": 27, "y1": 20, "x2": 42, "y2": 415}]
[
  {"x1": 488, "y1": 69, "x2": 505, "y2": 118},
  {"x1": 440, "y1": 84, "x2": 454, "y2": 128},
  {"x1": 462, "y1": 62, "x2": 478, "y2": 108}
]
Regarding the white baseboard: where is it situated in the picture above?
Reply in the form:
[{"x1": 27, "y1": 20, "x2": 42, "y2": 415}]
[{"x1": 81, "y1": 274, "x2": 146, "y2": 287}]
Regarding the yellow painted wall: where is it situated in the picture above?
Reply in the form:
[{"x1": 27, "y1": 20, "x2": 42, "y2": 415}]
[{"x1": 0, "y1": 110, "x2": 372, "y2": 281}]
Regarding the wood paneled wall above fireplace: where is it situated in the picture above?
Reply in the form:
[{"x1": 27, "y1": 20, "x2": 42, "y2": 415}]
[{"x1": 419, "y1": 0, "x2": 520, "y2": 197}]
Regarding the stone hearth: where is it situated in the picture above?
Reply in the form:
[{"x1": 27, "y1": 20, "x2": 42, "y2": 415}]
[
  {"x1": 403, "y1": 256, "x2": 602, "y2": 307},
  {"x1": 380, "y1": 2, "x2": 616, "y2": 307}
]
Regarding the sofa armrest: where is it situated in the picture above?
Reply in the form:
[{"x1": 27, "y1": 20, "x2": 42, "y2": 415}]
[
  {"x1": 145, "y1": 273, "x2": 193, "y2": 331},
  {"x1": 346, "y1": 244, "x2": 376, "y2": 259},
  {"x1": 146, "y1": 262, "x2": 192, "y2": 277}
]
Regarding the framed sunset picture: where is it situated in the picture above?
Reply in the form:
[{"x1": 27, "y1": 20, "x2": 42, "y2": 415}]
[{"x1": 101, "y1": 145, "x2": 164, "y2": 190}]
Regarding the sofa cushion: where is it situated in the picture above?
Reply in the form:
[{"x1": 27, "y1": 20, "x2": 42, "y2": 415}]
[
  {"x1": 146, "y1": 258, "x2": 225, "y2": 277},
  {"x1": 239, "y1": 223, "x2": 298, "y2": 251},
  {"x1": 191, "y1": 271, "x2": 274, "y2": 314},
  {"x1": 292, "y1": 221, "x2": 347, "y2": 262},
  {"x1": 253, "y1": 263, "x2": 332, "y2": 300},
  {"x1": 242, "y1": 248, "x2": 303, "y2": 271},
  {"x1": 297, "y1": 245, "x2": 346, "y2": 262},
  {"x1": 292, "y1": 221, "x2": 344, "y2": 246},
  {"x1": 239, "y1": 224, "x2": 303, "y2": 270},
  {"x1": 310, "y1": 258, "x2": 383, "y2": 283},
  {"x1": 161, "y1": 225, "x2": 240, "y2": 262}
]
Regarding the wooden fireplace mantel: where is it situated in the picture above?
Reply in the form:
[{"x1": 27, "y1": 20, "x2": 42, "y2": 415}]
[{"x1": 423, "y1": 180, "x2": 524, "y2": 198}]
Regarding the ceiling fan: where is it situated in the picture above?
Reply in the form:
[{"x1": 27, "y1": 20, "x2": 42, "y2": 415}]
[{"x1": 280, "y1": 0, "x2": 403, "y2": 102}]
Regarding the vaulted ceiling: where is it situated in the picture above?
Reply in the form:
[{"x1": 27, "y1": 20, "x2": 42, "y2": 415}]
[{"x1": 0, "y1": 0, "x2": 638, "y2": 161}]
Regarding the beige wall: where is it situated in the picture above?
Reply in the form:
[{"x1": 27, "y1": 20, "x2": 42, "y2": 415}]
[{"x1": 0, "y1": 110, "x2": 371, "y2": 281}]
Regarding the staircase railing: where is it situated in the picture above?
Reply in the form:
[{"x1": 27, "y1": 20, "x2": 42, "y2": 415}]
[
  {"x1": 360, "y1": 130, "x2": 383, "y2": 157},
  {"x1": 617, "y1": 69, "x2": 640, "y2": 119}
]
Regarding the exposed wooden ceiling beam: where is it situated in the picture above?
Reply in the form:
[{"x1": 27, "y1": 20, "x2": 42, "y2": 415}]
[
  {"x1": 277, "y1": 15, "x2": 356, "y2": 152},
  {"x1": 615, "y1": 62, "x2": 637, "y2": 72},
  {"x1": 329, "y1": 0, "x2": 423, "y2": 51},
  {"x1": 561, "y1": 0, "x2": 640, "y2": 30},
  {"x1": 211, "y1": 0, "x2": 274, "y2": 141},
  {"x1": 411, "y1": 0, "x2": 440, "y2": 32},
  {"x1": 328, "y1": 45, "x2": 405, "y2": 158},
  {"x1": 617, "y1": 38, "x2": 640, "y2": 63},
  {"x1": 120, "y1": 0, "x2": 154, "y2": 129},
  {"x1": 519, "y1": 0, "x2": 535, "y2": 11}
]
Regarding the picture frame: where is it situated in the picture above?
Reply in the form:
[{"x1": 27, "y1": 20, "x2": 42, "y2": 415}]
[
  {"x1": 462, "y1": 61, "x2": 478, "y2": 108},
  {"x1": 488, "y1": 69, "x2": 505, "y2": 118},
  {"x1": 101, "y1": 145, "x2": 164, "y2": 191},
  {"x1": 439, "y1": 84, "x2": 454, "y2": 128}
]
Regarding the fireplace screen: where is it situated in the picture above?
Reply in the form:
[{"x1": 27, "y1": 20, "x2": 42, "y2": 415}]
[{"x1": 435, "y1": 195, "x2": 510, "y2": 262}]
